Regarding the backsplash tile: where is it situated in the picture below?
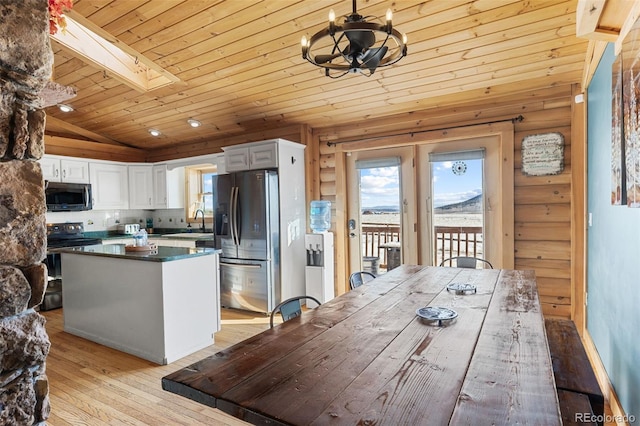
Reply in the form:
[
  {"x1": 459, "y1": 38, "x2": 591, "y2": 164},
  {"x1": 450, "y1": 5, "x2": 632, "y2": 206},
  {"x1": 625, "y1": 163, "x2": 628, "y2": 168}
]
[{"x1": 45, "y1": 208, "x2": 186, "y2": 231}]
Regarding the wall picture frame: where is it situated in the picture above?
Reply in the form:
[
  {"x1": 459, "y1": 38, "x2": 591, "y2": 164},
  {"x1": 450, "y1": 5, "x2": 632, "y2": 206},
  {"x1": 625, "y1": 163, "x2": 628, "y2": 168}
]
[
  {"x1": 622, "y1": 18, "x2": 640, "y2": 208},
  {"x1": 521, "y1": 132, "x2": 564, "y2": 176},
  {"x1": 612, "y1": 52, "x2": 626, "y2": 205}
]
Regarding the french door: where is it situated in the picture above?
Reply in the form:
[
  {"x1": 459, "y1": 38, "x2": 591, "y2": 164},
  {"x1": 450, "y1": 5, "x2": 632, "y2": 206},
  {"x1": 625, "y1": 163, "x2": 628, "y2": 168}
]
[
  {"x1": 417, "y1": 134, "x2": 508, "y2": 267},
  {"x1": 346, "y1": 146, "x2": 417, "y2": 275},
  {"x1": 341, "y1": 122, "x2": 514, "y2": 278}
]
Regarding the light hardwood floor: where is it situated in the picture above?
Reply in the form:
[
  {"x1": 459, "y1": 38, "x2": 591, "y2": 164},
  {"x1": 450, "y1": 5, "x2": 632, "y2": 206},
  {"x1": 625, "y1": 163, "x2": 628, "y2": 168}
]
[{"x1": 42, "y1": 308, "x2": 270, "y2": 425}]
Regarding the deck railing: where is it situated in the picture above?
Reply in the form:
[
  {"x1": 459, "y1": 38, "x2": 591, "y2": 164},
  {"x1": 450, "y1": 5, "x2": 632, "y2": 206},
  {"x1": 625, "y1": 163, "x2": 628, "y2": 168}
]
[
  {"x1": 361, "y1": 224, "x2": 484, "y2": 270},
  {"x1": 433, "y1": 226, "x2": 484, "y2": 266},
  {"x1": 361, "y1": 223, "x2": 400, "y2": 270}
]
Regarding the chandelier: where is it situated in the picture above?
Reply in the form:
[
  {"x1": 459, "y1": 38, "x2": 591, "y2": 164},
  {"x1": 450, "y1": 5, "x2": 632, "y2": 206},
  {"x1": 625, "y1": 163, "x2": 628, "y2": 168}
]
[{"x1": 301, "y1": 0, "x2": 407, "y2": 78}]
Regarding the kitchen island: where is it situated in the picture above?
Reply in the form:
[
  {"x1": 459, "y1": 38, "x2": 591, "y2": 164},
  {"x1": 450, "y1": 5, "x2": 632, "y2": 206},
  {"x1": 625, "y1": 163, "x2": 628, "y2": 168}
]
[{"x1": 59, "y1": 244, "x2": 220, "y2": 365}]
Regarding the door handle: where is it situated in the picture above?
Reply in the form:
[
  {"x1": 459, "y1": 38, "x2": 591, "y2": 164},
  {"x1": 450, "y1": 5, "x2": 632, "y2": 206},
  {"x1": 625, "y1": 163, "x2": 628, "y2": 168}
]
[{"x1": 348, "y1": 219, "x2": 357, "y2": 238}]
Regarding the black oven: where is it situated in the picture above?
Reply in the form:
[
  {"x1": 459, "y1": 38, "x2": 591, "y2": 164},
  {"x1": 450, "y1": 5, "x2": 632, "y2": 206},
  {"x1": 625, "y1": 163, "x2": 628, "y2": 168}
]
[
  {"x1": 45, "y1": 181, "x2": 92, "y2": 212},
  {"x1": 43, "y1": 222, "x2": 102, "y2": 311}
]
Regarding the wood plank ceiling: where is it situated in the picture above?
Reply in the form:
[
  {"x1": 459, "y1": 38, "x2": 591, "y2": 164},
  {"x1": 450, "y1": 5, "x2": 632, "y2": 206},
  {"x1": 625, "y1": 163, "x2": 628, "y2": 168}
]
[{"x1": 43, "y1": 0, "x2": 625, "y2": 156}]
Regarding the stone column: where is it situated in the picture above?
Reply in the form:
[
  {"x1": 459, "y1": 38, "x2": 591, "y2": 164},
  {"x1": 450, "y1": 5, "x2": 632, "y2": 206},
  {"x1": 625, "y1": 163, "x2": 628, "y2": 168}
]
[{"x1": 1, "y1": 0, "x2": 54, "y2": 424}]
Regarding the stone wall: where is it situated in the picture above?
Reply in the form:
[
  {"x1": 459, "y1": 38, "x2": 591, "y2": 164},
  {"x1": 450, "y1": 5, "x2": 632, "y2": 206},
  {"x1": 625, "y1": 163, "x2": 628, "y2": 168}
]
[{"x1": 0, "y1": 0, "x2": 54, "y2": 424}]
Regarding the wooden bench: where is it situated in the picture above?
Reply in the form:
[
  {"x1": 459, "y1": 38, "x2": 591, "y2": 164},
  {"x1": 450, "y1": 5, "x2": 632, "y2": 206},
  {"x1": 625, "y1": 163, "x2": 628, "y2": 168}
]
[{"x1": 545, "y1": 318, "x2": 605, "y2": 426}]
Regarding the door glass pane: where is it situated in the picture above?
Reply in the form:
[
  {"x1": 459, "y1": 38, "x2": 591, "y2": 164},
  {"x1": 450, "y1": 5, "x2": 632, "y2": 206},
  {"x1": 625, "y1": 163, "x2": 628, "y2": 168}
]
[
  {"x1": 431, "y1": 158, "x2": 484, "y2": 266},
  {"x1": 359, "y1": 166, "x2": 401, "y2": 275}
]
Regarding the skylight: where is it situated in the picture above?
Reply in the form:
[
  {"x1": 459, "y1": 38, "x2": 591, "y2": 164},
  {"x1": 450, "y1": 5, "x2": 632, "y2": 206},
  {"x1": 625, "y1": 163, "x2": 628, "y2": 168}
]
[{"x1": 50, "y1": 13, "x2": 179, "y2": 92}]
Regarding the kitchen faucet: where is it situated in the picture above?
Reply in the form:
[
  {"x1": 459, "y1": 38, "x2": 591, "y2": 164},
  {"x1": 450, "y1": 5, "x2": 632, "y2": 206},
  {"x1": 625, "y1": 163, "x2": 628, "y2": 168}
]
[{"x1": 194, "y1": 209, "x2": 206, "y2": 231}]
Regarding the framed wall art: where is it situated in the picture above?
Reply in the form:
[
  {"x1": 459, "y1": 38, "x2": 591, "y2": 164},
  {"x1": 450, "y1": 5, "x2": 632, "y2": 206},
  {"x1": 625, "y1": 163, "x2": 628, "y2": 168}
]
[
  {"x1": 612, "y1": 52, "x2": 626, "y2": 205},
  {"x1": 622, "y1": 18, "x2": 640, "y2": 208},
  {"x1": 521, "y1": 132, "x2": 564, "y2": 176}
]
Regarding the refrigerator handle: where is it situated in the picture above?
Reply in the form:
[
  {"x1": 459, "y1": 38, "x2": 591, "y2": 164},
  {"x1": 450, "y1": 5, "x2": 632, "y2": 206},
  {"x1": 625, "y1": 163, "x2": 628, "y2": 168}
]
[
  {"x1": 220, "y1": 262, "x2": 262, "y2": 269},
  {"x1": 228, "y1": 186, "x2": 236, "y2": 245},
  {"x1": 231, "y1": 186, "x2": 240, "y2": 246},
  {"x1": 234, "y1": 184, "x2": 240, "y2": 244}
]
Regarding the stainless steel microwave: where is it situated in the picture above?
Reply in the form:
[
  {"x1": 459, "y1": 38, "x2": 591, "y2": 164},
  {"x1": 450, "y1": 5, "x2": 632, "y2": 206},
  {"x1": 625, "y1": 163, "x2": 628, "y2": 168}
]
[{"x1": 45, "y1": 181, "x2": 92, "y2": 212}]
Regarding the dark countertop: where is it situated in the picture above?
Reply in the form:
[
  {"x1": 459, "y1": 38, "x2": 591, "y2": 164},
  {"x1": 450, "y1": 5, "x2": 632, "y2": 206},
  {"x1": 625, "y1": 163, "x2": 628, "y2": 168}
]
[
  {"x1": 57, "y1": 244, "x2": 220, "y2": 262},
  {"x1": 90, "y1": 230, "x2": 215, "y2": 241}
]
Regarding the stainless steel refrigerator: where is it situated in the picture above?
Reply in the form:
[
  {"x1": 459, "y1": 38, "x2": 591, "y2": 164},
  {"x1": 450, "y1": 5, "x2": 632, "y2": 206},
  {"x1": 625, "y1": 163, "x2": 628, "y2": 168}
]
[{"x1": 213, "y1": 170, "x2": 282, "y2": 313}]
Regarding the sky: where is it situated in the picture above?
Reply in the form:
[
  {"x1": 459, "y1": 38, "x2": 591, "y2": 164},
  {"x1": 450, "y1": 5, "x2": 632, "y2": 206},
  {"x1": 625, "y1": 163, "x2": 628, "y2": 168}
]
[
  {"x1": 359, "y1": 159, "x2": 483, "y2": 209},
  {"x1": 432, "y1": 159, "x2": 483, "y2": 207}
]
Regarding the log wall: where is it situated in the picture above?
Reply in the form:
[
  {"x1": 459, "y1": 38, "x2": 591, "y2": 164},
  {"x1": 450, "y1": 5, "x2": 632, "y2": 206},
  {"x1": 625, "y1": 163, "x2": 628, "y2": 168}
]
[{"x1": 311, "y1": 84, "x2": 579, "y2": 318}]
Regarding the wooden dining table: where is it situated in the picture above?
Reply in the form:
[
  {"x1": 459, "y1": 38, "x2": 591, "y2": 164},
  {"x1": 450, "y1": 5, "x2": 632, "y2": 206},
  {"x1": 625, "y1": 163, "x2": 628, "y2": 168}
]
[{"x1": 162, "y1": 265, "x2": 562, "y2": 425}]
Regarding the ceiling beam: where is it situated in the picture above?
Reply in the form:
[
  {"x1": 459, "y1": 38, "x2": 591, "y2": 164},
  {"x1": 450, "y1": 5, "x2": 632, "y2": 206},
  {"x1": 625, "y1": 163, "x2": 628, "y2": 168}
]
[
  {"x1": 576, "y1": 0, "x2": 617, "y2": 41},
  {"x1": 50, "y1": 11, "x2": 180, "y2": 93},
  {"x1": 615, "y1": 0, "x2": 640, "y2": 54},
  {"x1": 46, "y1": 115, "x2": 136, "y2": 148}
]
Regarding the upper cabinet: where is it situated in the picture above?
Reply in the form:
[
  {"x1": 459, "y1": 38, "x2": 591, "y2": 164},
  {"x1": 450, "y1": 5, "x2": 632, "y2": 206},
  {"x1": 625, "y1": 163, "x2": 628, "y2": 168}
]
[
  {"x1": 89, "y1": 162, "x2": 129, "y2": 210},
  {"x1": 127, "y1": 164, "x2": 185, "y2": 210},
  {"x1": 128, "y1": 164, "x2": 154, "y2": 209},
  {"x1": 153, "y1": 164, "x2": 185, "y2": 209},
  {"x1": 223, "y1": 140, "x2": 278, "y2": 172},
  {"x1": 40, "y1": 155, "x2": 90, "y2": 183}
]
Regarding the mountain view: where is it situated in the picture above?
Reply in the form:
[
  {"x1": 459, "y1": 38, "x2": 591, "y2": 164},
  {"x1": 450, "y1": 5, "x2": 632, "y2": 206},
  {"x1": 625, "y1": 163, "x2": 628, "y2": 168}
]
[
  {"x1": 362, "y1": 194, "x2": 482, "y2": 215},
  {"x1": 434, "y1": 194, "x2": 482, "y2": 213}
]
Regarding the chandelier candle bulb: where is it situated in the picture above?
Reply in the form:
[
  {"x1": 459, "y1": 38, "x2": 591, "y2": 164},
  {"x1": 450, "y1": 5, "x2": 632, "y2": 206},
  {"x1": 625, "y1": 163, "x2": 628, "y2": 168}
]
[
  {"x1": 386, "y1": 9, "x2": 392, "y2": 33},
  {"x1": 329, "y1": 9, "x2": 336, "y2": 35}
]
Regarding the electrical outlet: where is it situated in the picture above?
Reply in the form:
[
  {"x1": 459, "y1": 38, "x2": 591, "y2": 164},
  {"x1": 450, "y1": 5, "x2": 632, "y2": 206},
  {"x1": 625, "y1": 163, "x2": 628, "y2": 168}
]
[{"x1": 87, "y1": 219, "x2": 94, "y2": 225}]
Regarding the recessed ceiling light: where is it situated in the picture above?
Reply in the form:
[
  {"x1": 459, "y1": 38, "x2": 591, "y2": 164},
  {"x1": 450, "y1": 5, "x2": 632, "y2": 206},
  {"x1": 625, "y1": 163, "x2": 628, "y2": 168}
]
[
  {"x1": 58, "y1": 104, "x2": 74, "y2": 112},
  {"x1": 187, "y1": 119, "x2": 201, "y2": 128},
  {"x1": 148, "y1": 128, "x2": 161, "y2": 137}
]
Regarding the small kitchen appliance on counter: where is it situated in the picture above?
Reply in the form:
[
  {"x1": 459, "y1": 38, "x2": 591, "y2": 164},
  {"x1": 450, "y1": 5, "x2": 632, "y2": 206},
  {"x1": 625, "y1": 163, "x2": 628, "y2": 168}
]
[
  {"x1": 117, "y1": 223, "x2": 140, "y2": 235},
  {"x1": 43, "y1": 222, "x2": 102, "y2": 311}
]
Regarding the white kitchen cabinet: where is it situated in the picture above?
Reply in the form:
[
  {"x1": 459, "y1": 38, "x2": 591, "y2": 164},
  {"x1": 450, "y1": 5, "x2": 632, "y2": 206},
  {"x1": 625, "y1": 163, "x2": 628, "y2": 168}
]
[
  {"x1": 40, "y1": 155, "x2": 90, "y2": 183},
  {"x1": 153, "y1": 164, "x2": 185, "y2": 209},
  {"x1": 89, "y1": 162, "x2": 129, "y2": 210},
  {"x1": 224, "y1": 147, "x2": 249, "y2": 171},
  {"x1": 61, "y1": 248, "x2": 219, "y2": 365},
  {"x1": 129, "y1": 164, "x2": 154, "y2": 209},
  {"x1": 223, "y1": 140, "x2": 278, "y2": 172}
]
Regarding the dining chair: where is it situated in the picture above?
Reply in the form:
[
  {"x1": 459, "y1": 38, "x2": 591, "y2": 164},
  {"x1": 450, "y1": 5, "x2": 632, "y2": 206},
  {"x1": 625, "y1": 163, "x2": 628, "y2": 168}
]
[
  {"x1": 439, "y1": 256, "x2": 493, "y2": 269},
  {"x1": 269, "y1": 296, "x2": 321, "y2": 328},
  {"x1": 349, "y1": 271, "x2": 377, "y2": 290}
]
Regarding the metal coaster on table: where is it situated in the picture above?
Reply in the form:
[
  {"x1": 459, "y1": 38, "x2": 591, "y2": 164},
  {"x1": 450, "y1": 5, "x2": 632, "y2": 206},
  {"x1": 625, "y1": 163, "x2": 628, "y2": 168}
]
[
  {"x1": 416, "y1": 306, "x2": 458, "y2": 326},
  {"x1": 446, "y1": 283, "x2": 477, "y2": 295}
]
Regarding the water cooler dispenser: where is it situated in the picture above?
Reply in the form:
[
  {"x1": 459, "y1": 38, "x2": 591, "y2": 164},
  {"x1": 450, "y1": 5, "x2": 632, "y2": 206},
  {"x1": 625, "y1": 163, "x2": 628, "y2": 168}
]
[{"x1": 305, "y1": 232, "x2": 334, "y2": 307}]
